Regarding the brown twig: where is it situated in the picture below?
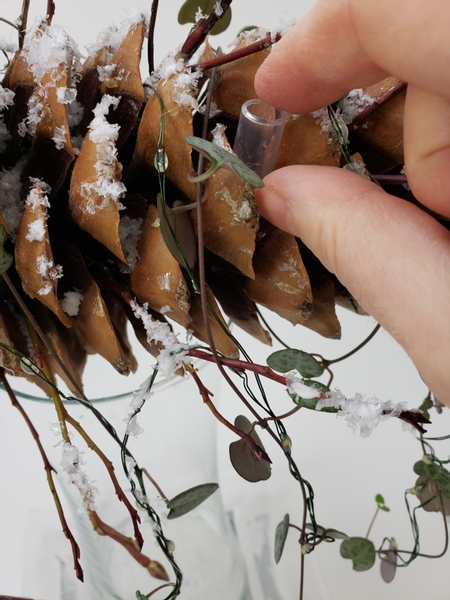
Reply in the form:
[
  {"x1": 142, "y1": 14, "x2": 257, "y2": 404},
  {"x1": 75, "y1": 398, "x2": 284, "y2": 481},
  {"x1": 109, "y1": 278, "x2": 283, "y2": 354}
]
[
  {"x1": 18, "y1": 0, "x2": 30, "y2": 48},
  {"x1": 188, "y1": 348, "x2": 286, "y2": 384},
  {"x1": 190, "y1": 368, "x2": 271, "y2": 463},
  {"x1": 142, "y1": 468, "x2": 169, "y2": 504},
  {"x1": 190, "y1": 33, "x2": 282, "y2": 72},
  {"x1": 147, "y1": 0, "x2": 159, "y2": 75},
  {"x1": 88, "y1": 511, "x2": 169, "y2": 581},
  {"x1": 180, "y1": 0, "x2": 233, "y2": 58},
  {"x1": 46, "y1": 0, "x2": 55, "y2": 24},
  {"x1": 350, "y1": 80, "x2": 407, "y2": 129},
  {"x1": 64, "y1": 411, "x2": 144, "y2": 549},
  {"x1": 0, "y1": 370, "x2": 84, "y2": 581},
  {"x1": 373, "y1": 174, "x2": 408, "y2": 185}
]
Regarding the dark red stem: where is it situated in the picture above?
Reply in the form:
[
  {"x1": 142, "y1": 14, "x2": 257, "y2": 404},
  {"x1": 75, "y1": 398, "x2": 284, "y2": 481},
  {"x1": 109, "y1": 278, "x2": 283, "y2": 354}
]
[
  {"x1": 190, "y1": 369, "x2": 271, "y2": 463},
  {"x1": 188, "y1": 348, "x2": 286, "y2": 385},
  {"x1": 350, "y1": 80, "x2": 407, "y2": 129},
  {"x1": 180, "y1": 0, "x2": 233, "y2": 58},
  {"x1": 373, "y1": 174, "x2": 408, "y2": 185},
  {"x1": 190, "y1": 33, "x2": 281, "y2": 72},
  {"x1": 46, "y1": 0, "x2": 55, "y2": 23}
]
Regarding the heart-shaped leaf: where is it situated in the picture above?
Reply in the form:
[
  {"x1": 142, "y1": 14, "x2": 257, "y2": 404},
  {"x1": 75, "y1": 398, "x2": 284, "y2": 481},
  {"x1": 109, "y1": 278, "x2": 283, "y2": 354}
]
[
  {"x1": 305, "y1": 523, "x2": 349, "y2": 540},
  {"x1": 340, "y1": 537, "x2": 376, "y2": 572},
  {"x1": 136, "y1": 592, "x2": 147, "y2": 600},
  {"x1": 229, "y1": 415, "x2": 271, "y2": 482},
  {"x1": 0, "y1": 224, "x2": 13, "y2": 275},
  {"x1": 274, "y1": 513, "x2": 290, "y2": 564},
  {"x1": 167, "y1": 483, "x2": 219, "y2": 519},
  {"x1": 178, "y1": 0, "x2": 232, "y2": 35},
  {"x1": 288, "y1": 381, "x2": 335, "y2": 411},
  {"x1": 380, "y1": 539, "x2": 397, "y2": 584},
  {"x1": 184, "y1": 136, "x2": 264, "y2": 188},
  {"x1": 413, "y1": 460, "x2": 450, "y2": 498},
  {"x1": 415, "y1": 476, "x2": 450, "y2": 514},
  {"x1": 267, "y1": 349, "x2": 324, "y2": 378}
]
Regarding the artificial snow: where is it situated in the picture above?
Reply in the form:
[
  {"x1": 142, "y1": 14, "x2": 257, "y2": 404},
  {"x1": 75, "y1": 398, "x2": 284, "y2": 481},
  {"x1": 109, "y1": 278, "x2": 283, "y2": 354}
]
[
  {"x1": 26, "y1": 219, "x2": 46, "y2": 242},
  {"x1": 131, "y1": 300, "x2": 191, "y2": 378},
  {"x1": 285, "y1": 370, "x2": 323, "y2": 400},
  {"x1": 316, "y1": 389, "x2": 406, "y2": 437},
  {"x1": 61, "y1": 290, "x2": 84, "y2": 316},
  {"x1": 338, "y1": 89, "x2": 375, "y2": 125},
  {"x1": 118, "y1": 216, "x2": 143, "y2": 273},
  {"x1": 60, "y1": 442, "x2": 97, "y2": 511}
]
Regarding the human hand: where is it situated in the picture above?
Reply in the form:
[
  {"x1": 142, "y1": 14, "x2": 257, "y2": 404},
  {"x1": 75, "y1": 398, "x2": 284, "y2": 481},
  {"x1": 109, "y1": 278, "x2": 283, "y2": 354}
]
[{"x1": 254, "y1": 0, "x2": 450, "y2": 405}]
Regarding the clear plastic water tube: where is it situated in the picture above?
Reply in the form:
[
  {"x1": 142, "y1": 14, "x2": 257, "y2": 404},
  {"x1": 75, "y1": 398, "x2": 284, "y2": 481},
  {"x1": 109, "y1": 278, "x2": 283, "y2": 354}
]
[{"x1": 233, "y1": 99, "x2": 287, "y2": 178}]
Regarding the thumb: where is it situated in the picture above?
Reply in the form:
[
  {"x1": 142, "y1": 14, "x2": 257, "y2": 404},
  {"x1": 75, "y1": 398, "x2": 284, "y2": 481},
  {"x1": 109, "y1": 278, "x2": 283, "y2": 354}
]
[{"x1": 256, "y1": 166, "x2": 450, "y2": 405}]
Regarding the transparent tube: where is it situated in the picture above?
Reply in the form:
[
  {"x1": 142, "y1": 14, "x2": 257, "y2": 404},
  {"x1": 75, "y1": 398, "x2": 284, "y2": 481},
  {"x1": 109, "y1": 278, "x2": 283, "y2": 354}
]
[{"x1": 233, "y1": 99, "x2": 287, "y2": 178}]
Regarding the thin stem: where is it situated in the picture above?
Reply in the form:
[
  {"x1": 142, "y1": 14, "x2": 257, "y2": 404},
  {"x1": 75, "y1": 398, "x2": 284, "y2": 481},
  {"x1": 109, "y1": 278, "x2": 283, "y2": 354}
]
[
  {"x1": 258, "y1": 404, "x2": 302, "y2": 424},
  {"x1": 373, "y1": 174, "x2": 408, "y2": 185},
  {"x1": 19, "y1": 0, "x2": 31, "y2": 48},
  {"x1": 145, "y1": 583, "x2": 175, "y2": 598},
  {"x1": 180, "y1": 0, "x2": 233, "y2": 58},
  {"x1": 350, "y1": 80, "x2": 407, "y2": 129},
  {"x1": 0, "y1": 370, "x2": 84, "y2": 581},
  {"x1": 190, "y1": 369, "x2": 271, "y2": 463},
  {"x1": 142, "y1": 467, "x2": 169, "y2": 504},
  {"x1": 147, "y1": 0, "x2": 159, "y2": 75},
  {"x1": 366, "y1": 508, "x2": 379, "y2": 539},
  {"x1": 188, "y1": 348, "x2": 286, "y2": 384},
  {"x1": 190, "y1": 33, "x2": 281, "y2": 72},
  {"x1": 289, "y1": 523, "x2": 303, "y2": 534},
  {"x1": 0, "y1": 17, "x2": 19, "y2": 30},
  {"x1": 46, "y1": 0, "x2": 55, "y2": 23},
  {"x1": 324, "y1": 324, "x2": 380, "y2": 366},
  {"x1": 256, "y1": 308, "x2": 290, "y2": 349},
  {"x1": 64, "y1": 411, "x2": 144, "y2": 549}
]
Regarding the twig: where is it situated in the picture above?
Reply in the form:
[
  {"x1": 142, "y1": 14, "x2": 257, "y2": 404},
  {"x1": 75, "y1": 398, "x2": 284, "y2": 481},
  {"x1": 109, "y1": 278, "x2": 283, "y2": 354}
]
[
  {"x1": 0, "y1": 370, "x2": 84, "y2": 581},
  {"x1": 64, "y1": 411, "x2": 144, "y2": 549},
  {"x1": 180, "y1": 0, "x2": 233, "y2": 58},
  {"x1": 350, "y1": 80, "x2": 407, "y2": 129},
  {"x1": 190, "y1": 369, "x2": 271, "y2": 463},
  {"x1": 373, "y1": 174, "x2": 408, "y2": 185},
  {"x1": 190, "y1": 33, "x2": 281, "y2": 72},
  {"x1": 188, "y1": 348, "x2": 286, "y2": 384},
  {"x1": 46, "y1": 0, "x2": 55, "y2": 24},
  {"x1": 19, "y1": 0, "x2": 30, "y2": 48},
  {"x1": 142, "y1": 467, "x2": 169, "y2": 504},
  {"x1": 147, "y1": 0, "x2": 159, "y2": 75}
]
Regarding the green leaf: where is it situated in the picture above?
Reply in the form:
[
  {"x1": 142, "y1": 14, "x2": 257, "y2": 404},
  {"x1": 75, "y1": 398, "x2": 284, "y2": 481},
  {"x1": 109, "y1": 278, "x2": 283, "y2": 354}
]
[
  {"x1": 413, "y1": 460, "x2": 450, "y2": 499},
  {"x1": 178, "y1": 0, "x2": 232, "y2": 35},
  {"x1": 274, "y1": 514, "x2": 290, "y2": 564},
  {"x1": 167, "y1": 483, "x2": 219, "y2": 519},
  {"x1": 136, "y1": 592, "x2": 147, "y2": 600},
  {"x1": 379, "y1": 505, "x2": 390, "y2": 512},
  {"x1": 415, "y1": 476, "x2": 450, "y2": 515},
  {"x1": 375, "y1": 494, "x2": 385, "y2": 505},
  {"x1": 340, "y1": 537, "x2": 376, "y2": 572},
  {"x1": 229, "y1": 415, "x2": 272, "y2": 482},
  {"x1": 418, "y1": 395, "x2": 433, "y2": 420},
  {"x1": 267, "y1": 349, "x2": 324, "y2": 378},
  {"x1": 288, "y1": 381, "x2": 335, "y2": 411},
  {"x1": 184, "y1": 136, "x2": 264, "y2": 188},
  {"x1": 305, "y1": 523, "x2": 349, "y2": 540},
  {"x1": 0, "y1": 224, "x2": 13, "y2": 275}
]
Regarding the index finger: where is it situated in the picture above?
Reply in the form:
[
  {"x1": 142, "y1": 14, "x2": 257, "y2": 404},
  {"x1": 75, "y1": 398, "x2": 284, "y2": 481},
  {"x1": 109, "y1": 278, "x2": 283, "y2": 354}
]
[{"x1": 255, "y1": 0, "x2": 450, "y2": 114}]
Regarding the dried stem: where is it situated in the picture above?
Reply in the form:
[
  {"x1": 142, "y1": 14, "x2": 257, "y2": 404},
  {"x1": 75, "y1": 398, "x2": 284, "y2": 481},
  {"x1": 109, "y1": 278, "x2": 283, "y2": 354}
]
[
  {"x1": 46, "y1": 0, "x2": 55, "y2": 24},
  {"x1": 190, "y1": 33, "x2": 282, "y2": 72},
  {"x1": 147, "y1": 0, "x2": 159, "y2": 75},
  {"x1": 373, "y1": 174, "x2": 408, "y2": 185},
  {"x1": 350, "y1": 80, "x2": 407, "y2": 129},
  {"x1": 188, "y1": 348, "x2": 286, "y2": 384},
  {"x1": 88, "y1": 511, "x2": 169, "y2": 581},
  {"x1": 64, "y1": 411, "x2": 144, "y2": 549},
  {"x1": 142, "y1": 467, "x2": 169, "y2": 504},
  {"x1": 190, "y1": 369, "x2": 271, "y2": 463},
  {"x1": 180, "y1": 0, "x2": 233, "y2": 58},
  {"x1": 366, "y1": 508, "x2": 379, "y2": 539},
  {"x1": 0, "y1": 370, "x2": 84, "y2": 581}
]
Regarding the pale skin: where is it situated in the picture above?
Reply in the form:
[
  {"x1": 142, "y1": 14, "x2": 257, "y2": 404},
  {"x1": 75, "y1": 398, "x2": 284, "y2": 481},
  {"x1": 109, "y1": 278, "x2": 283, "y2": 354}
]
[{"x1": 254, "y1": 0, "x2": 450, "y2": 406}]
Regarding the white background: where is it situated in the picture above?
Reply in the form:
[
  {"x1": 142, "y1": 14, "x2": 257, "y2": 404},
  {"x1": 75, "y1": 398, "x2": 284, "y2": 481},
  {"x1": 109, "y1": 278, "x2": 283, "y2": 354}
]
[{"x1": 0, "y1": 1, "x2": 449, "y2": 599}]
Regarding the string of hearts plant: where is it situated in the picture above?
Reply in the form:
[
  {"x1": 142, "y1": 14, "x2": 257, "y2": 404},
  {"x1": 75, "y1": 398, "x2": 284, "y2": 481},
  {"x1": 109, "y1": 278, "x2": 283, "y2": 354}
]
[{"x1": 0, "y1": 1, "x2": 449, "y2": 599}]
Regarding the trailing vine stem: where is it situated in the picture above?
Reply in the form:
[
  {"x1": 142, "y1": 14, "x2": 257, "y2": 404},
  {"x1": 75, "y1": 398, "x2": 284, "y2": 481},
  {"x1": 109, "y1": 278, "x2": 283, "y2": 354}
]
[{"x1": 180, "y1": 0, "x2": 233, "y2": 58}]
